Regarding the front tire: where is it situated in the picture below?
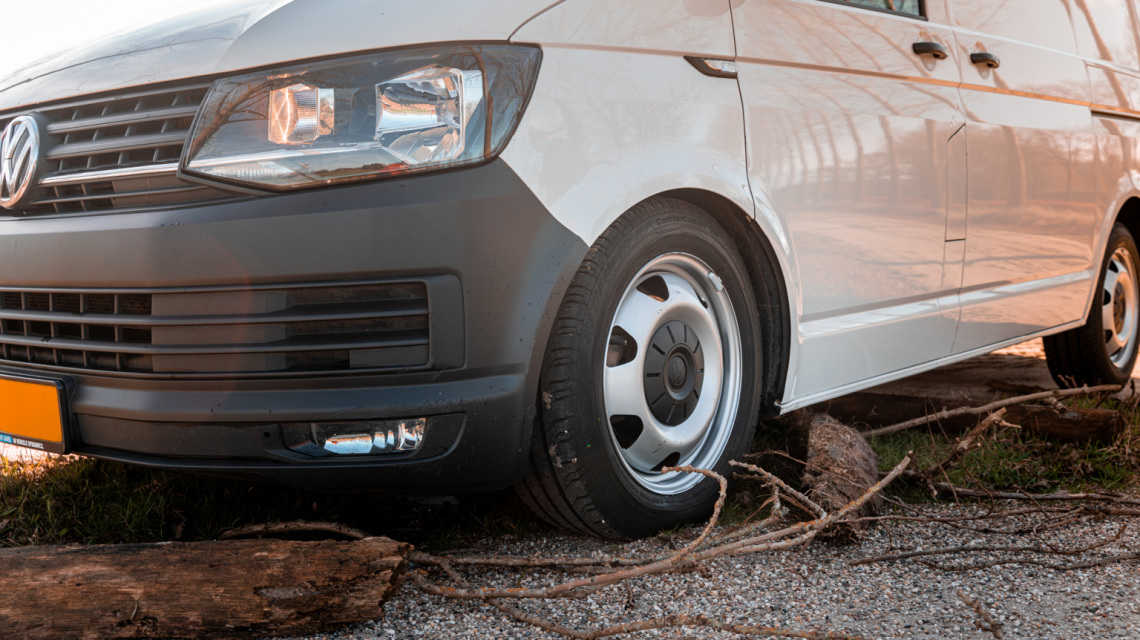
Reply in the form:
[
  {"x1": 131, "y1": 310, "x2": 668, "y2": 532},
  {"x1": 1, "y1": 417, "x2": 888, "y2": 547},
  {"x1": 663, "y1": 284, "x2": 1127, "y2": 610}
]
[
  {"x1": 517, "y1": 197, "x2": 764, "y2": 539},
  {"x1": 1045, "y1": 222, "x2": 1140, "y2": 388}
]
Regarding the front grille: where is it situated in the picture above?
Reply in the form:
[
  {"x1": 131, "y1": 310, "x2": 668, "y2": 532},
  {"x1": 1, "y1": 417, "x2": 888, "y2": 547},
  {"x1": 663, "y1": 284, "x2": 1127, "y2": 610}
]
[
  {"x1": 0, "y1": 84, "x2": 235, "y2": 214},
  {"x1": 0, "y1": 280, "x2": 449, "y2": 377}
]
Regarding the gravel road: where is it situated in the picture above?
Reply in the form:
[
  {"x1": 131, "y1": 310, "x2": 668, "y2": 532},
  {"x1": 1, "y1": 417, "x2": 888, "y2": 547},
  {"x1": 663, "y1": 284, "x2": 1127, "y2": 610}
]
[
  {"x1": 268, "y1": 339, "x2": 1140, "y2": 640},
  {"x1": 275, "y1": 504, "x2": 1139, "y2": 640}
]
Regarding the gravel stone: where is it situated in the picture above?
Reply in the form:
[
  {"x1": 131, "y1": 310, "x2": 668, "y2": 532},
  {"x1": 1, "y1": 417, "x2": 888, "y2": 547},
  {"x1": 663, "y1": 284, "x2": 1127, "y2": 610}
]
[{"x1": 269, "y1": 504, "x2": 1140, "y2": 639}]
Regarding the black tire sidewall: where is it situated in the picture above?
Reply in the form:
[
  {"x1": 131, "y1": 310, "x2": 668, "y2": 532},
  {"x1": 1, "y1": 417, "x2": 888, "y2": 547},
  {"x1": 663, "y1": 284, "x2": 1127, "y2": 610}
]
[{"x1": 546, "y1": 201, "x2": 762, "y2": 537}]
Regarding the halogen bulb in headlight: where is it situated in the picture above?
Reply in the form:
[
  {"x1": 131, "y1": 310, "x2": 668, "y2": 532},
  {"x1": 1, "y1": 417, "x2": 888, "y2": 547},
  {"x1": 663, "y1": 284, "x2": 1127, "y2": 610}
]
[
  {"x1": 269, "y1": 84, "x2": 334, "y2": 144},
  {"x1": 374, "y1": 68, "x2": 482, "y2": 165}
]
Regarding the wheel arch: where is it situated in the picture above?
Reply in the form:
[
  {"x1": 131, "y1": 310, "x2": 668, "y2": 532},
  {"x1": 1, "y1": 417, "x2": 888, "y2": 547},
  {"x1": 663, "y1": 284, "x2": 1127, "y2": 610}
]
[
  {"x1": 659, "y1": 188, "x2": 791, "y2": 418},
  {"x1": 1115, "y1": 196, "x2": 1140, "y2": 246},
  {"x1": 1080, "y1": 190, "x2": 1140, "y2": 328}
]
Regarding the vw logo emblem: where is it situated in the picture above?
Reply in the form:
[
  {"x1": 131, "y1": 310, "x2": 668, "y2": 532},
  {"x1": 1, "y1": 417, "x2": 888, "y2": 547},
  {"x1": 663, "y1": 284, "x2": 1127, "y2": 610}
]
[{"x1": 0, "y1": 115, "x2": 43, "y2": 210}]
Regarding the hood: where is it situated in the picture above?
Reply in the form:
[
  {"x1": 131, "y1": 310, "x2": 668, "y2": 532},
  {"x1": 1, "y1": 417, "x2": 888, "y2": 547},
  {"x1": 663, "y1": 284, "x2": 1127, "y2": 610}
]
[{"x1": 0, "y1": 0, "x2": 557, "y2": 112}]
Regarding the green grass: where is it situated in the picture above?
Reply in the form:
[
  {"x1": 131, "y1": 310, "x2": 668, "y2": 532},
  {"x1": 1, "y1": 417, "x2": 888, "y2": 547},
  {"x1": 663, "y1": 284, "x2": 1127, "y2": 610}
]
[
  {"x1": 2, "y1": 394, "x2": 1137, "y2": 548},
  {"x1": 0, "y1": 455, "x2": 549, "y2": 548},
  {"x1": 733, "y1": 393, "x2": 1140, "y2": 516},
  {"x1": 870, "y1": 394, "x2": 1140, "y2": 500}
]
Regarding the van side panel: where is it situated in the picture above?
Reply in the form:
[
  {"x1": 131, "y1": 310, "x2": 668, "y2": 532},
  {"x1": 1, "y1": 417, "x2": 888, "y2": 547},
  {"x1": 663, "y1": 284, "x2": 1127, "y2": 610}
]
[
  {"x1": 1072, "y1": 0, "x2": 1140, "y2": 313},
  {"x1": 949, "y1": 0, "x2": 1099, "y2": 353},
  {"x1": 732, "y1": 0, "x2": 966, "y2": 399},
  {"x1": 503, "y1": 0, "x2": 755, "y2": 246}
]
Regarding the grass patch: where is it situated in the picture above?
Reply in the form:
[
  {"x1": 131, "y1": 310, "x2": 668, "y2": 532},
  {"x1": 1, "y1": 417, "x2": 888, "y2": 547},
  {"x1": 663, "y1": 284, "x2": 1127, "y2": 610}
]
[
  {"x1": 871, "y1": 395, "x2": 1140, "y2": 499},
  {"x1": 0, "y1": 455, "x2": 549, "y2": 548},
  {"x1": 3, "y1": 394, "x2": 1138, "y2": 548}
]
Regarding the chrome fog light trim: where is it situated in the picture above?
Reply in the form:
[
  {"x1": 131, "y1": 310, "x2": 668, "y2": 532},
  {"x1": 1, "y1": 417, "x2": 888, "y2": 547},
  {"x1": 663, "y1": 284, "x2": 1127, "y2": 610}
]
[{"x1": 283, "y1": 418, "x2": 426, "y2": 457}]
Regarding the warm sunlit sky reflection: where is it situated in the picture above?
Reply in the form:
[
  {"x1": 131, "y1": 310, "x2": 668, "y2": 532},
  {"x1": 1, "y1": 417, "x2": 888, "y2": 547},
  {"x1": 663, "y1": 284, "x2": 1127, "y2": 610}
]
[{"x1": 0, "y1": 0, "x2": 231, "y2": 80}]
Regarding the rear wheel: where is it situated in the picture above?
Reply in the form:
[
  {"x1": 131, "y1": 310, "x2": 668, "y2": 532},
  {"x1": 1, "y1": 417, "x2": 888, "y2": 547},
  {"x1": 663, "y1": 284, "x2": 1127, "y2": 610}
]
[
  {"x1": 517, "y1": 197, "x2": 764, "y2": 538},
  {"x1": 1045, "y1": 223, "x2": 1140, "y2": 388}
]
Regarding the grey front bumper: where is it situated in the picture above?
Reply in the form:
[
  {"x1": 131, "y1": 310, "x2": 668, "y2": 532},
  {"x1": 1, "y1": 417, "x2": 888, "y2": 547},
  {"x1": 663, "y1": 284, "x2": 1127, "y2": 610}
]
[{"x1": 0, "y1": 159, "x2": 588, "y2": 492}]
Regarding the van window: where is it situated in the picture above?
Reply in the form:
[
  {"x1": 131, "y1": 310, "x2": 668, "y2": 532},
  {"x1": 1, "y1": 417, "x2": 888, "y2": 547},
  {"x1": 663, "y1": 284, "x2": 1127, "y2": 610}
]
[
  {"x1": 1072, "y1": 0, "x2": 1140, "y2": 69},
  {"x1": 952, "y1": 0, "x2": 1077, "y2": 53},
  {"x1": 819, "y1": 0, "x2": 923, "y2": 18}
]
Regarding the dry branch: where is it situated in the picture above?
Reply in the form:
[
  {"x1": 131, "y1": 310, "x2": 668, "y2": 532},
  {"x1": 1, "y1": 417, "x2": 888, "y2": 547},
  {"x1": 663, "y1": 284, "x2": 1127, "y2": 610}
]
[
  {"x1": 929, "y1": 552, "x2": 1140, "y2": 572},
  {"x1": 860, "y1": 385, "x2": 1120, "y2": 438},
  {"x1": 731, "y1": 460, "x2": 826, "y2": 518},
  {"x1": 829, "y1": 392, "x2": 1124, "y2": 443},
  {"x1": 927, "y1": 484, "x2": 1140, "y2": 506},
  {"x1": 409, "y1": 457, "x2": 912, "y2": 640},
  {"x1": 958, "y1": 590, "x2": 1003, "y2": 639},
  {"x1": 848, "y1": 523, "x2": 1127, "y2": 566},
  {"x1": 917, "y1": 409, "x2": 1008, "y2": 496}
]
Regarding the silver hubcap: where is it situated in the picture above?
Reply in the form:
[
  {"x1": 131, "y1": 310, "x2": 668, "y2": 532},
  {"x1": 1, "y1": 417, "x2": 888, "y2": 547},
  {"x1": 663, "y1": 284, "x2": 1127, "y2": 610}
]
[
  {"x1": 1103, "y1": 247, "x2": 1139, "y2": 368},
  {"x1": 602, "y1": 253, "x2": 742, "y2": 495}
]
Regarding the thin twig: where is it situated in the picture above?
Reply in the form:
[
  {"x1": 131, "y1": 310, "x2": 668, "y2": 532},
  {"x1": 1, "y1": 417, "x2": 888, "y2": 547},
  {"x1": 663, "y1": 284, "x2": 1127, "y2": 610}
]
[
  {"x1": 929, "y1": 552, "x2": 1140, "y2": 572},
  {"x1": 412, "y1": 456, "x2": 911, "y2": 601},
  {"x1": 918, "y1": 409, "x2": 1007, "y2": 490},
  {"x1": 730, "y1": 460, "x2": 826, "y2": 519},
  {"x1": 848, "y1": 523, "x2": 1126, "y2": 566},
  {"x1": 958, "y1": 590, "x2": 1003, "y2": 639},
  {"x1": 660, "y1": 465, "x2": 727, "y2": 560},
  {"x1": 927, "y1": 485, "x2": 1140, "y2": 506},
  {"x1": 861, "y1": 385, "x2": 1120, "y2": 438}
]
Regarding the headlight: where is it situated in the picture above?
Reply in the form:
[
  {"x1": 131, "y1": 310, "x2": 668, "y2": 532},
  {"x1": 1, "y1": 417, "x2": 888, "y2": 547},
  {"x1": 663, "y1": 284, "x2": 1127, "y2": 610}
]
[{"x1": 181, "y1": 45, "x2": 541, "y2": 190}]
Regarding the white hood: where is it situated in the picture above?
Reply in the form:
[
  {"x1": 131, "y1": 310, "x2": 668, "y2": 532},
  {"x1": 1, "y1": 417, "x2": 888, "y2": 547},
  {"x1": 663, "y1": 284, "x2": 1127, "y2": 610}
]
[{"x1": 0, "y1": 0, "x2": 558, "y2": 111}]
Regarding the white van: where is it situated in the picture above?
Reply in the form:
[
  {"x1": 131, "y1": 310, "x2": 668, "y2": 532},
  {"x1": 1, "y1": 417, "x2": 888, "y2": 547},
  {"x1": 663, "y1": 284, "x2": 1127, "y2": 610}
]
[{"x1": 0, "y1": 0, "x2": 1134, "y2": 538}]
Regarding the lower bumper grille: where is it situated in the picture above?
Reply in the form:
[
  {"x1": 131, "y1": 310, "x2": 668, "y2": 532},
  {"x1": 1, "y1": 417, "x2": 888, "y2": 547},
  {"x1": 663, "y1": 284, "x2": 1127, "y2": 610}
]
[{"x1": 0, "y1": 277, "x2": 463, "y2": 377}]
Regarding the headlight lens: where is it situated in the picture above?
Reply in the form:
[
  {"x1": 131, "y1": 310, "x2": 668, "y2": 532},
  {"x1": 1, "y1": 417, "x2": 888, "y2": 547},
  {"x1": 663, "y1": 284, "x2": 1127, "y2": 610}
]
[{"x1": 182, "y1": 45, "x2": 541, "y2": 190}]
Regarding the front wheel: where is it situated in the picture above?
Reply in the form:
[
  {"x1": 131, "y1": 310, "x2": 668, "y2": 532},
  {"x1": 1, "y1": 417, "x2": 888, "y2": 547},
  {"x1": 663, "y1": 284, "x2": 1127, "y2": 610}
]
[
  {"x1": 1045, "y1": 222, "x2": 1140, "y2": 388},
  {"x1": 517, "y1": 197, "x2": 764, "y2": 539}
]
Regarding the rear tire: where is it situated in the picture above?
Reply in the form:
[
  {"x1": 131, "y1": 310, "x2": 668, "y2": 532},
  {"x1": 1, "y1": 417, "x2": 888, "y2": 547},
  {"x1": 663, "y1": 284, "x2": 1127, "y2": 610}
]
[
  {"x1": 1044, "y1": 223, "x2": 1140, "y2": 388},
  {"x1": 516, "y1": 197, "x2": 764, "y2": 539}
]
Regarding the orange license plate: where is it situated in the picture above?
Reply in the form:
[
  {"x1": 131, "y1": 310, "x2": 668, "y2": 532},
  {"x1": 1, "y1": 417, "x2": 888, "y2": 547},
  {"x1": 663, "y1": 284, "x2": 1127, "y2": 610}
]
[{"x1": 0, "y1": 375, "x2": 68, "y2": 455}]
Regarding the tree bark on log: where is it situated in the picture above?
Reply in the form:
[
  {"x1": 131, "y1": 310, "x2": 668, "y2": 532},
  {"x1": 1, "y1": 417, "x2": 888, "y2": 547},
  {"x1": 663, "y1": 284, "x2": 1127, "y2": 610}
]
[
  {"x1": 815, "y1": 392, "x2": 1122, "y2": 443},
  {"x1": 788, "y1": 414, "x2": 881, "y2": 539},
  {"x1": 0, "y1": 536, "x2": 408, "y2": 639},
  {"x1": 1006, "y1": 404, "x2": 1124, "y2": 444}
]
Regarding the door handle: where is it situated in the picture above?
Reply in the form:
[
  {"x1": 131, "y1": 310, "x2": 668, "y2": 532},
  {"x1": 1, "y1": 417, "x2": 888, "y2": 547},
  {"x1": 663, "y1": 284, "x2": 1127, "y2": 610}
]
[
  {"x1": 970, "y1": 52, "x2": 1001, "y2": 69},
  {"x1": 912, "y1": 42, "x2": 948, "y2": 60}
]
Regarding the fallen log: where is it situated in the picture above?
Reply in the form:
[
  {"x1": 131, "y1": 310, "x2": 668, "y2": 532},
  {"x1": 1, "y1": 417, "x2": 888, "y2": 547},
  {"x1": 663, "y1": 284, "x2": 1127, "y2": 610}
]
[
  {"x1": 1007, "y1": 403, "x2": 1124, "y2": 444},
  {"x1": 0, "y1": 536, "x2": 407, "y2": 639},
  {"x1": 813, "y1": 392, "x2": 974, "y2": 431},
  {"x1": 816, "y1": 390, "x2": 1123, "y2": 443}
]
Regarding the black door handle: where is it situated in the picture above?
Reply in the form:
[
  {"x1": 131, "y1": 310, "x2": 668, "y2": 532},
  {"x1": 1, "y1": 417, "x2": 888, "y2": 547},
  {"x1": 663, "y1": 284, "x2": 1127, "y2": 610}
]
[
  {"x1": 970, "y1": 52, "x2": 1001, "y2": 69},
  {"x1": 912, "y1": 42, "x2": 948, "y2": 60}
]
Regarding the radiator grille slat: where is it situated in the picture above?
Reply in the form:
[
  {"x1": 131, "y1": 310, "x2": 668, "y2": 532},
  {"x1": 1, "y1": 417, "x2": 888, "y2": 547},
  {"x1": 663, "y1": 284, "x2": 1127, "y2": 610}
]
[
  {"x1": 46, "y1": 105, "x2": 200, "y2": 135},
  {"x1": 47, "y1": 132, "x2": 190, "y2": 160},
  {"x1": 0, "y1": 84, "x2": 236, "y2": 214}
]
